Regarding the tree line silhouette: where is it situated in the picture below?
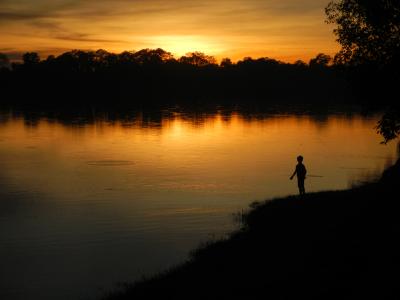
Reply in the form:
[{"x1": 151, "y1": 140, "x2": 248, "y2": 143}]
[{"x1": 0, "y1": 49, "x2": 349, "y2": 107}]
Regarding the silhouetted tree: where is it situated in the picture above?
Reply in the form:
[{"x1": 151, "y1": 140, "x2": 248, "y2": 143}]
[
  {"x1": 22, "y1": 52, "x2": 40, "y2": 65},
  {"x1": 94, "y1": 49, "x2": 117, "y2": 68},
  {"x1": 56, "y1": 50, "x2": 97, "y2": 72},
  {"x1": 0, "y1": 53, "x2": 10, "y2": 69},
  {"x1": 133, "y1": 48, "x2": 174, "y2": 65},
  {"x1": 179, "y1": 52, "x2": 217, "y2": 66},
  {"x1": 220, "y1": 58, "x2": 233, "y2": 67},
  {"x1": 46, "y1": 55, "x2": 55, "y2": 62},
  {"x1": 117, "y1": 51, "x2": 136, "y2": 65},
  {"x1": 294, "y1": 60, "x2": 307, "y2": 67},
  {"x1": 309, "y1": 53, "x2": 332, "y2": 68},
  {"x1": 377, "y1": 111, "x2": 400, "y2": 143}
]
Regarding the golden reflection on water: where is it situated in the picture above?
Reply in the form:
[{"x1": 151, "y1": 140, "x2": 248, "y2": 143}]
[
  {"x1": 0, "y1": 113, "x2": 396, "y2": 198},
  {"x1": 0, "y1": 111, "x2": 397, "y2": 300}
]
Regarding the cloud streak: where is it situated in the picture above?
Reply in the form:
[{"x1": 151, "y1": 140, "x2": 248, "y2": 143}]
[
  {"x1": 53, "y1": 33, "x2": 123, "y2": 44},
  {"x1": 0, "y1": 11, "x2": 47, "y2": 21}
]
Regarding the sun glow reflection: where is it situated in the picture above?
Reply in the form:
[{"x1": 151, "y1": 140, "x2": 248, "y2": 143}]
[{"x1": 1, "y1": 112, "x2": 396, "y2": 197}]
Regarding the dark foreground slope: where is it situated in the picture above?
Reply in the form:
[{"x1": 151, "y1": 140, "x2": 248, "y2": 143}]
[{"x1": 103, "y1": 161, "x2": 400, "y2": 300}]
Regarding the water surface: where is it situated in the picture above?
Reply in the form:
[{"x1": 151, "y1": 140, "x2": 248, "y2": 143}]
[{"x1": 0, "y1": 108, "x2": 397, "y2": 300}]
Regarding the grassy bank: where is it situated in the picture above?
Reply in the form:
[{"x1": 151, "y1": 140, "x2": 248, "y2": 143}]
[{"x1": 102, "y1": 161, "x2": 400, "y2": 300}]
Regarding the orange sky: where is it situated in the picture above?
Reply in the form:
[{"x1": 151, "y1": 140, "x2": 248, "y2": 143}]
[{"x1": 0, "y1": 0, "x2": 339, "y2": 63}]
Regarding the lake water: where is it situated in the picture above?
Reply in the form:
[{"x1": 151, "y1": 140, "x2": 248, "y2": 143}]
[{"x1": 0, "y1": 108, "x2": 397, "y2": 300}]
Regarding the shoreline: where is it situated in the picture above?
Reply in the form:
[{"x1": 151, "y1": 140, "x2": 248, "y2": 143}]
[{"x1": 102, "y1": 160, "x2": 400, "y2": 299}]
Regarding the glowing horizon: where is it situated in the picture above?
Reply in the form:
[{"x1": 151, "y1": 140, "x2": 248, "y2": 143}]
[{"x1": 0, "y1": 0, "x2": 339, "y2": 63}]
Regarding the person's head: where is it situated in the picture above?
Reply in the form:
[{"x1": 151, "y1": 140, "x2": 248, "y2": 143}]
[{"x1": 297, "y1": 155, "x2": 303, "y2": 163}]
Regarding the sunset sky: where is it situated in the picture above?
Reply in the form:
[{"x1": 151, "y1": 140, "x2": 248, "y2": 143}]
[{"x1": 0, "y1": 0, "x2": 339, "y2": 62}]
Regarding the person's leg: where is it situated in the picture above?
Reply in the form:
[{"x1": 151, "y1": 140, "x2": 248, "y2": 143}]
[
  {"x1": 298, "y1": 179, "x2": 305, "y2": 195},
  {"x1": 297, "y1": 179, "x2": 303, "y2": 195}
]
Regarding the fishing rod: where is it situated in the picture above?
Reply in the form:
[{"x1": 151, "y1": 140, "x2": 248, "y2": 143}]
[{"x1": 287, "y1": 174, "x2": 323, "y2": 178}]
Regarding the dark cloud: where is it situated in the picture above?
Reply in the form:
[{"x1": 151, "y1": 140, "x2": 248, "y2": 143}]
[
  {"x1": 17, "y1": 18, "x2": 124, "y2": 45},
  {"x1": 0, "y1": 47, "x2": 76, "y2": 61},
  {"x1": 0, "y1": 11, "x2": 47, "y2": 22},
  {"x1": 0, "y1": 0, "x2": 208, "y2": 20},
  {"x1": 53, "y1": 33, "x2": 123, "y2": 44},
  {"x1": 28, "y1": 19, "x2": 64, "y2": 31},
  {"x1": 256, "y1": 0, "x2": 328, "y2": 14}
]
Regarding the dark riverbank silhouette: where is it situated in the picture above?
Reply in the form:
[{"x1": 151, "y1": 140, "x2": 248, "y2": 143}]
[{"x1": 101, "y1": 160, "x2": 400, "y2": 300}]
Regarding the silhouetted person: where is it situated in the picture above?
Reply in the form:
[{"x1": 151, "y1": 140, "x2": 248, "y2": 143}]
[{"x1": 290, "y1": 155, "x2": 307, "y2": 195}]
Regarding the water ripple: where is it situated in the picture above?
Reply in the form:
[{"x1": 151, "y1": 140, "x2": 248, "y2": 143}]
[{"x1": 86, "y1": 160, "x2": 135, "y2": 166}]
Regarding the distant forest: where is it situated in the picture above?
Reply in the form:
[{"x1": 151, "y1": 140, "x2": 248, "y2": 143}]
[{"x1": 0, "y1": 48, "x2": 393, "y2": 108}]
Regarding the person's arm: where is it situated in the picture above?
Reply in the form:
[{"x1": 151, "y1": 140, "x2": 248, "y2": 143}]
[{"x1": 290, "y1": 168, "x2": 297, "y2": 180}]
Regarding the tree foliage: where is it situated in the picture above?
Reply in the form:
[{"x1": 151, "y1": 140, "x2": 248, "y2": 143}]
[
  {"x1": 22, "y1": 52, "x2": 40, "y2": 65},
  {"x1": 326, "y1": 0, "x2": 400, "y2": 68},
  {"x1": 179, "y1": 52, "x2": 217, "y2": 66},
  {"x1": 377, "y1": 111, "x2": 400, "y2": 143},
  {"x1": 309, "y1": 53, "x2": 332, "y2": 68}
]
